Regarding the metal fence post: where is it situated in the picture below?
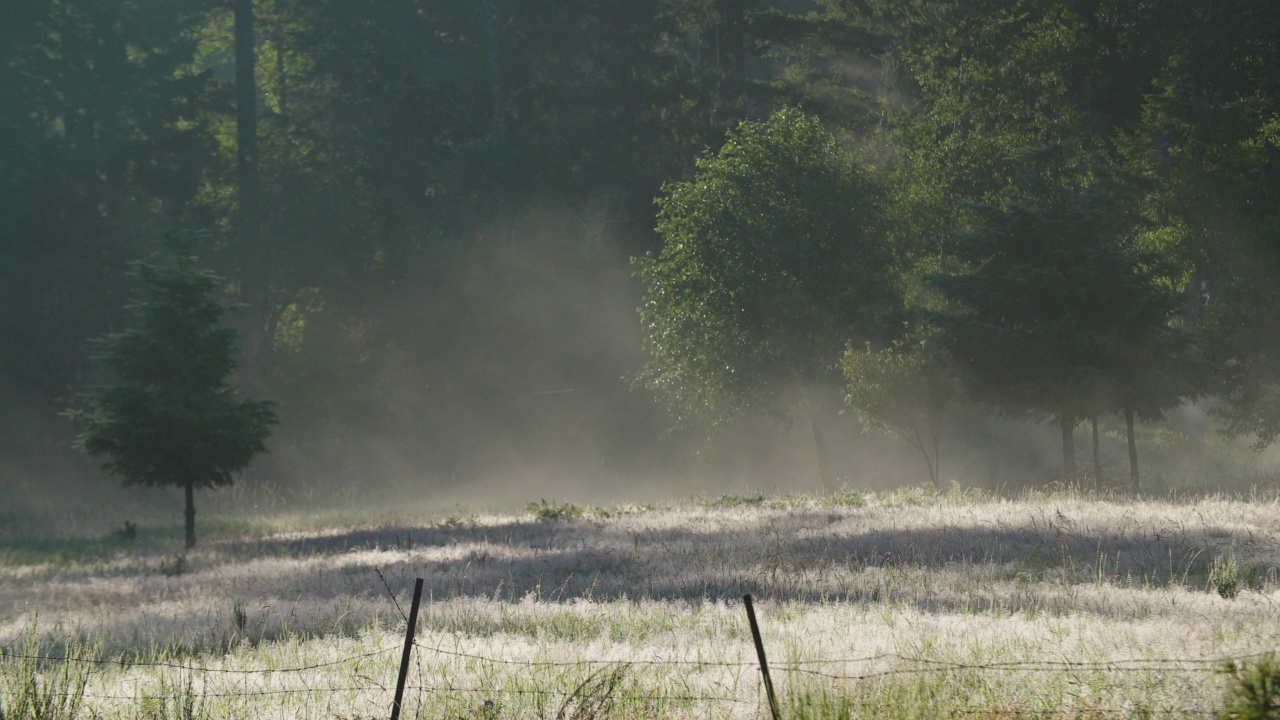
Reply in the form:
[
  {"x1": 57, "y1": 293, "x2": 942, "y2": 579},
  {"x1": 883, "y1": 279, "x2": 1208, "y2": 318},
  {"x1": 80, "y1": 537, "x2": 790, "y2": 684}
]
[
  {"x1": 390, "y1": 577, "x2": 424, "y2": 720},
  {"x1": 743, "y1": 593, "x2": 781, "y2": 720}
]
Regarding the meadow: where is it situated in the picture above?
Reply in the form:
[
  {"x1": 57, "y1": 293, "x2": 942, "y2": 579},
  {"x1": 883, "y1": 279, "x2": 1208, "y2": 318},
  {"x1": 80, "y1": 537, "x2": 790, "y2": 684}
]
[{"x1": 2, "y1": 484, "x2": 1279, "y2": 719}]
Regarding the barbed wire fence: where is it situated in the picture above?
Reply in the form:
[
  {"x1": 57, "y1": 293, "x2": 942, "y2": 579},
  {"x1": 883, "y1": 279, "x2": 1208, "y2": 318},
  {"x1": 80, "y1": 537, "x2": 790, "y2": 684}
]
[{"x1": 0, "y1": 580, "x2": 1266, "y2": 719}]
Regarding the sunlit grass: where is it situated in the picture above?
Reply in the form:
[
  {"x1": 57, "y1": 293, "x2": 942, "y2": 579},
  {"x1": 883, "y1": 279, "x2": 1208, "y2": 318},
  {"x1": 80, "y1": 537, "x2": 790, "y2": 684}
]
[{"x1": 2, "y1": 486, "x2": 1279, "y2": 718}]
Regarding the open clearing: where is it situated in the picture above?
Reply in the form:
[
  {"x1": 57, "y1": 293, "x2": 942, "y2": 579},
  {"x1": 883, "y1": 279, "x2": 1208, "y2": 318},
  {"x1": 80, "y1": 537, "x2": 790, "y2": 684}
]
[{"x1": 3, "y1": 487, "x2": 1279, "y2": 718}]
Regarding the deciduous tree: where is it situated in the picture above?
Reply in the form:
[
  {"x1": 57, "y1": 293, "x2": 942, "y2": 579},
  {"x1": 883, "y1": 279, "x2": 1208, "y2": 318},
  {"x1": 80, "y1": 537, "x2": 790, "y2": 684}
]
[{"x1": 638, "y1": 108, "x2": 898, "y2": 493}]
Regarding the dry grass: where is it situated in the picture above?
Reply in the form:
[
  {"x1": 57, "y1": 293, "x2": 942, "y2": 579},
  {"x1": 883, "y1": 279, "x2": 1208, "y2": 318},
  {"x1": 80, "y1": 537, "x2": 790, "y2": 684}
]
[{"x1": 2, "y1": 486, "x2": 1279, "y2": 718}]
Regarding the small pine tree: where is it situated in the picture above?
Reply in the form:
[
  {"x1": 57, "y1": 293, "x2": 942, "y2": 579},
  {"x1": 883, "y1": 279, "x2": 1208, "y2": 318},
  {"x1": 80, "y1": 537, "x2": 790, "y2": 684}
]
[{"x1": 69, "y1": 231, "x2": 278, "y2": 548}]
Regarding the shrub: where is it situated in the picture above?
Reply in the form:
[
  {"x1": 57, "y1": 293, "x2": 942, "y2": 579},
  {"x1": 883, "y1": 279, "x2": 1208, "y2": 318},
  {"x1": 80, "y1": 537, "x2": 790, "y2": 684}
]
[
  {"x1": 1218, "y1": 654, "x2": 1280, "y2": 720},
  {"x1": 817, "y1": 490, "x2": 866, "y2": 509}
]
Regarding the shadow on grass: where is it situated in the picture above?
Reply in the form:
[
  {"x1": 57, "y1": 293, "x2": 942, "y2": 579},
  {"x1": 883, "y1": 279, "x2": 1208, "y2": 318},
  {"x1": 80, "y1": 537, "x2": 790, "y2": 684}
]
[
  {"x1": 6, "y1": 498, "x2": 1277, "y2": 659},
  {"x1": 179, "y1": 504, "x2": 1279, "y2": 613}
]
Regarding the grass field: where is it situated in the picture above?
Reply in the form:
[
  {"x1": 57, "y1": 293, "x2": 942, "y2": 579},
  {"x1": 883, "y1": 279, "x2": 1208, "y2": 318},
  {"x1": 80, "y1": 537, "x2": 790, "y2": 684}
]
[{"x1": 2, "y1": 485, "x2": 1279, "y2": 719}]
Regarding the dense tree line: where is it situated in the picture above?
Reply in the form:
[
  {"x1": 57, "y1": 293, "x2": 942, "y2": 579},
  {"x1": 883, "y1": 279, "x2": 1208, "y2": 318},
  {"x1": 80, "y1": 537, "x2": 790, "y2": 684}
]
[{"x1": 3, "y1": 0, "x2": 1277, "y2": 499}]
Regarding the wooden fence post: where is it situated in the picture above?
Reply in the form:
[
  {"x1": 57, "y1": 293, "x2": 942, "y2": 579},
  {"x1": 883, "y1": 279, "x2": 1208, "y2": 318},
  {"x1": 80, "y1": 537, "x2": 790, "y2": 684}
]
[
  {"x1": 390, "y1": 577, "x2": 424, "y2": 720},
  {"x1": 743, "y1": 593, "x2": 781, "y2": 720}
]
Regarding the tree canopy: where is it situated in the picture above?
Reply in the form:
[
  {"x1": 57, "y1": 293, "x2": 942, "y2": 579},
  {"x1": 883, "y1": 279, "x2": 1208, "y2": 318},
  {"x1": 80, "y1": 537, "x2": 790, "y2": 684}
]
[{"x1": 3, "y1": 0, "x2": 1278, "y2": 504}]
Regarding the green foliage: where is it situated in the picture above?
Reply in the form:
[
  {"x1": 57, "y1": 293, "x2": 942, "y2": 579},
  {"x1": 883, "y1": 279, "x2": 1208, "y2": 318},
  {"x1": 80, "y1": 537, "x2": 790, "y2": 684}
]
[
  {"x1": 697, "y1": 491, "x2": 766, "y2": 509},
  {"x1": 1218, "y1": 654, "x2": 1280, "y2": 720},
  {"x1": 1209, "y1": 550, "x2": 1241, "y2": 600},
  {"x1": 0, "y1": 621, "x2": 91, "y2": 720},
  {"x1": 3, "y1": 0, "x2": 1280, "y2": 494},
  {"x1": 70, "y1": 234, "x2": 277, "y2": 492},
  {"x1": 816, "y1": 490, "x2": 866, "y2": 509},
  {"x1": 638, "y1": 108, "x2": 897, "y2": 425},
  {"x1": 932, "y1": 146, "x2": 1197, "y2": 482},
  {"x1": 527, "y1": 499, "x2": 584, "y2": 522},
  {"x1": 553, "y1": 663, "x2": 628, "y2": 720},
  {"x1": 1116, "y1": 1, "x2": 1280, "y2": 450},
  {"x1": 68, "y1": 233, "x2": 277, "y2": 547},
  {"x1": 139, "y1": 673, "x2": 202, "y2": 720},
  {"x1": 232, "y1": 601, "x2": 248, "y2": 634},
  {"x1": 785, "y1": 683, "x2": 856, "y2": 719},
  {"x1": 1206, "y1": 278, "x2": 1280, "y2": 450},
  {"x1": 0, "y1": 0, "x2": 219, "y2": 392}
]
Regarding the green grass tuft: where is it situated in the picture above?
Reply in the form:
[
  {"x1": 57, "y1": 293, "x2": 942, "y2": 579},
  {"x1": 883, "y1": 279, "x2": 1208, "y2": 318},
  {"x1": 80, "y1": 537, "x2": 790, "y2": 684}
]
[{"x1": 527, "y1": 498, "x2": 585, "y2": 522}]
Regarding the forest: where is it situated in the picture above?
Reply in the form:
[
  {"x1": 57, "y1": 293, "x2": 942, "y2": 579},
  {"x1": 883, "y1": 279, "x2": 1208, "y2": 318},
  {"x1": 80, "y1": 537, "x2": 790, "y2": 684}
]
[{"x1": 3, "y1": 0, "x2": 1279, "y2": 515}]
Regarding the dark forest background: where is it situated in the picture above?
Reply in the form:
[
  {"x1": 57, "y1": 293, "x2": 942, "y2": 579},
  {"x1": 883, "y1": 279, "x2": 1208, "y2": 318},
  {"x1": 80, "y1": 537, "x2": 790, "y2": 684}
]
[{"x1": 3, "y1": 0, "x2": 1279, "y2": 525}]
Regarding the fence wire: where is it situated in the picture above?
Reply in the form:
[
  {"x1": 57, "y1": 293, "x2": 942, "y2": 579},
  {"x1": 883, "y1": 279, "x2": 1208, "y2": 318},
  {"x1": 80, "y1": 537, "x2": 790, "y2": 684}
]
[
  {"x1": 409, "y1": 640, "x2": 1271, "y2": 674},
  {"x1": 3, "y1": 641, "x2": 1259, "y2": 717},
  {"x1": 0, "y1": 647, "x2": 397, "y2": 674},
  {"x1": 4, "y1": 628, "x2": 1270, "y2": 717}
]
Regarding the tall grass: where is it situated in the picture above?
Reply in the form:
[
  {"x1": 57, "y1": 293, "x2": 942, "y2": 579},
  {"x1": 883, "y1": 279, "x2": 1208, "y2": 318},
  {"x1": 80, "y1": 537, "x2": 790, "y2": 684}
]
[
  {"x1": 0, "y1": 620, "x2": 91, "y2": 720},
  {"x1": 1, "y1": 488, "x2": 1278, "y2": 718}
]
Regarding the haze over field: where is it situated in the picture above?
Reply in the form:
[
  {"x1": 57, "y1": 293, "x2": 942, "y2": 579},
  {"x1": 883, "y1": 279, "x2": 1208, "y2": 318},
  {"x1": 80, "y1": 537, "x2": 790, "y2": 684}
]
[{"x1": 6, "y1": 3, "x2": 1280, "y2": 716}]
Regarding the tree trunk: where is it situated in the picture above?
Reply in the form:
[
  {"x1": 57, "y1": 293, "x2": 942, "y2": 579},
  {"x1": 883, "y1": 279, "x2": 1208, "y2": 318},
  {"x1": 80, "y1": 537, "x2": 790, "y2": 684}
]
[
  {"x1": 909, "y1": 428, "x2": 938, "y2": 487},
  {"x1": 1091, "y1": 415, "x2": 1102, "y2": 491},
  {"x1": 184, "y1": 479, "x2": 197, "y2": 549},
  {"x1": 806, "y1": 405, "x2": 832, "y2": 495},
  {"x1": 235, "y1": 0, "x2": 267, "y2": 369},
  {"x1": 235, "y1": 0, "x2": 258, "y2": 222},
  {"x1": 712, "y1": 0, "x2": 748, "y2": 115},
  {"x1": 1125, "y1": 407, "x2": 1139, "y2": 491},
  {"x1": 1060, "y1": 414, "x2": 1076, "y2": 484}
]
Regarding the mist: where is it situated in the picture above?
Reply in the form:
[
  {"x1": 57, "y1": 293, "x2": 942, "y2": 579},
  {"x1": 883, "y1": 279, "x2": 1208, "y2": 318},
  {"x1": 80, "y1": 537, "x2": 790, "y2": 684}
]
[
  {"x1": 4, "y1": 0, "x2": 1280, "y2": 543},
  {"x1": 6, "y1": 198, "x2": 1278, "y2": 541}
]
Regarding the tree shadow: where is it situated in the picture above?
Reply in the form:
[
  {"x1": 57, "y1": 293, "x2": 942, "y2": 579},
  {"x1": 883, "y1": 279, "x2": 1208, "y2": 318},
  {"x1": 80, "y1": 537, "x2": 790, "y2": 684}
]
[{"x1": 198, "y1": 506, "x2": 1273, "y2": 617}]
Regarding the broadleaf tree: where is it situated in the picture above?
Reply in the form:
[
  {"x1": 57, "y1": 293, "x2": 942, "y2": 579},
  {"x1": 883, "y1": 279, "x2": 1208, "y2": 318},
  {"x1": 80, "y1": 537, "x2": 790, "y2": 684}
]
[
  {"x1": 70, "y1": 232, "x2": 278, "y2": 548},
  {"x1": 637, "y1": 108, "x2": 898, "y2": 493}
]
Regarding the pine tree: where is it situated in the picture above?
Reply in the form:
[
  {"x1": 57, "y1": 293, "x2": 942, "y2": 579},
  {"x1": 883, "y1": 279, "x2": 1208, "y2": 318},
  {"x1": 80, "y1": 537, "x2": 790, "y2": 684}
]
[
  {"x1": 70, "y1": 232, "x2": 278, "y2": 548},
  {"x1": 932, "y1": 146, "x2": 1195, "y2": 484}
]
